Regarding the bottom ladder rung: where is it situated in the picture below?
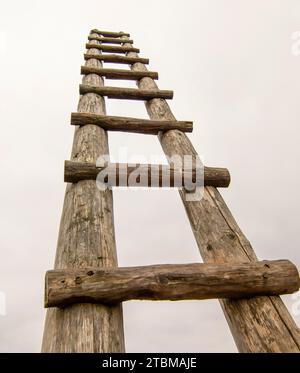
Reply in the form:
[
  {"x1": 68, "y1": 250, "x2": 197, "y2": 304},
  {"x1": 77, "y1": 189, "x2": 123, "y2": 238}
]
[
  {"x1": 45, "y1": 260, "x2": 299, "y2": 307},
  {"x1": 64, "y1": 160, "x2": 231, "y2": 188}
]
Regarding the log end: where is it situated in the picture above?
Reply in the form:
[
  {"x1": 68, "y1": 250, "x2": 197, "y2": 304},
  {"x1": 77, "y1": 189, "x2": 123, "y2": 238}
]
[
  {"x1": 223, "y1": 168, "x2": 231, "y2": 188},
  {"x1": 64, "y1": 160, "x2": 77, "y2": 183},
  {"x1": 203, "y1": 167, "x2": 231, "y2": 188},
  {"x1": 44, "y1": 271, "x2": 50, "y2": 308}
]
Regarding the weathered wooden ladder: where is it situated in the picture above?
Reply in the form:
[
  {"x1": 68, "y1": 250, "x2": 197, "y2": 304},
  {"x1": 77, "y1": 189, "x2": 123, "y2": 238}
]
[{"x1": 42, "y1": 29, "x2": 300, "y2": 353}]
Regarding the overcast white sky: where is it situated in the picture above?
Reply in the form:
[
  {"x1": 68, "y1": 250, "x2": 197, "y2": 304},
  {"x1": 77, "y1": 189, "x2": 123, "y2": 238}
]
[{"x1": 0, "y1": 0, "x2": 300, "y2": 352}]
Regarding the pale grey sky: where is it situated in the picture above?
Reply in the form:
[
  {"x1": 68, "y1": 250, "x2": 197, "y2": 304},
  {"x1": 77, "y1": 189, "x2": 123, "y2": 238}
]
[{"x1": 0, "y1": 0, "x2": 300, "y2": 352}]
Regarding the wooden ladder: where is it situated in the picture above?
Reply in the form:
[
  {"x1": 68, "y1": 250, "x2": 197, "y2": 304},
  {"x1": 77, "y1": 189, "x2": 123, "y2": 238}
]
[{"x1": 42, "y1": 29, "x2": 300, "y2": 353}]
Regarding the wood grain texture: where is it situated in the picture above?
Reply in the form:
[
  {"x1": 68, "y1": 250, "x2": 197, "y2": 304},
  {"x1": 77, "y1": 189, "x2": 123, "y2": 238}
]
[
  {"x1": 84, "y1": 53, "x2": 149, "y2": 65},
  {"x1": 80, "y1": 85, "x2": 173, "y2": 101},
  {"x1": 86, "y1": 43, "x2": 139, "y2": 54},
  {"x1": 121, "y1": 36, "x2": 300, "y2": 353},
  {"x1": 41, "y1": 33, "x2": 125, "y2": 353},
  {"x1": 71, "y1": 112, "x2": 192, "y2": 134},
  {"x1": 64, "y1": 160, "x2": 231, "y2": 188},
  {"x1": 45, "y1": 260, "x2": 300, "y2": 307},
  {"x1": 91, "y1": 29, "x2": 130, "y2": 38},
  {"x1": 88, "y1": 36, "x2": 134, "y2": 44},
  {"x1": 81, "y1": 66, "x2": 158, "y2": 80}
]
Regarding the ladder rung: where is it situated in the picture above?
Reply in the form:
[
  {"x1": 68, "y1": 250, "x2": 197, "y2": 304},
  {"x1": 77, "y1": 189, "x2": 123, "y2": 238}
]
[
  {"x1": 64, "y1": 161, "x2": 231, "y2": 188},
  {"x1": 80, "y1": 84, "x2": 173, "y2": 100},
  {"x1": 86, "y1": 43, "x2": 139, "y2": 54},
  {"x1": 84, "y1": 53, "x2": 149, "y2": 65},
  {"x1": 81, "y1": 66, "x2": 158, "y2": 80},
  {"x1": 71, "y1": 113, "x2": 192, "y2": 134},
  {"x1": 88, "y1": 35, "x2": 134, "y2": 44},
  {"x1": 45, "y1": 260, "x2": 300, "y2": 307},
  {"x1": 91, "y1": 29, "x2": 130, "y2": 38}
]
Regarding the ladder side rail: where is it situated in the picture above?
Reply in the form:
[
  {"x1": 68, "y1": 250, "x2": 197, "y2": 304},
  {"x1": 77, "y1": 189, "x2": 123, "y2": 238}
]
[
  {"x1": 121, "y1": 36, "x2": 300, "y2": 353},
  {"x1": 41, "y1": 32, "x2": 125, "y2": 353}
]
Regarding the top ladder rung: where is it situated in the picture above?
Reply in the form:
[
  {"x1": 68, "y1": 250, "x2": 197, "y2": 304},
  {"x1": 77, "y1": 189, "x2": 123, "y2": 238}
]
[
  {"x1": 88, "y1": 35, "x2": 134, "y2": 44},
  {"x1": 91, "y1": 29, "x2": 130, "y2": 38}
]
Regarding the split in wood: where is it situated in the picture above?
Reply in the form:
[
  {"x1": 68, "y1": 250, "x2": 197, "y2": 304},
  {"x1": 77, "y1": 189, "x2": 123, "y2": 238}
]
[
  {"x1": 88, "y1": 35, "x2": 134, "y2": 44},
  {"x1": 79, "y1": 84, "x2": 173, "y2": 101},
  {"x1": 86, "y1": 43, "x2": 139, "y2": 54},
  {"x1": 91, "y1": 29, "x2": 130, "y2": 38},
  {"x1": 71, "y1": 112, "x2": 192, "y2": 134},
  {"x1": 45, "y1": 260, "x2": 300, "y2": 307},
  {"x1": 81, "y1": 66, "x2": 158, "y2": 80},
  {"x1": 84, "y1": 54, "x2": 149, "y2": 65},
  {"x1": 64, "y1": 160, "x2": 231, "y2": 188}
]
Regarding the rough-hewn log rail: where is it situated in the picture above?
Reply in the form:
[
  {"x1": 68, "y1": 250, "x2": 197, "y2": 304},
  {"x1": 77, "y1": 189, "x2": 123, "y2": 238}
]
[
  {"x1": 71, "y1": 112, "x2": 192, "y2": 134},
  {"x1": 45, "y1": 260, "x2": 300, "y2": 308},
  {"x1": 81, "y1": 66, "x2": 158, "y2": 80},
  {"x1": 86, "y1": 43, "x2": 139, "y2": 54},
  {"x1": 42, "y1": 32, "x2": 125, "y2": 353},
  {"x1": 64, "y1": 160, "x2": 231, "y2": 188},
  {"x1": 88, "y1": 35, "x2": 134, "y2": 44},
  {"x1": 122, "y1": 36, "x2": 300, "y2": 352},
  {"x1": 91, "y1": 29, "x2": 130, "y2": 38},
  {"x1": 80, "y1": 85, "x2": 173, "y2": 101},
  {"x1": 84, "y1": 54, "x2": 149, "y2": 65}
]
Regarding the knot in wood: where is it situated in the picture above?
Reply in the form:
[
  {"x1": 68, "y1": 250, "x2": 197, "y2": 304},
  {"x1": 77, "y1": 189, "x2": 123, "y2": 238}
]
[
  {"x1": 158, "y1": 275, "x2": 169, "y2": 285},
  {"x1": 75, "y1": 276, "x2": 82, "y2": 285}
]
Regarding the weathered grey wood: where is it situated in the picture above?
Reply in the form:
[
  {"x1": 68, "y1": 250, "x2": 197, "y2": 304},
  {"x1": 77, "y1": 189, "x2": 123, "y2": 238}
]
[
  {"x1": 122, "y1": 37, "x2": 300, "y2": 353},
  {"x1": 45, "y1": 260, "x2": 300, "y2": 307},
  {"x1": 86, "y1": 43, "x2": 139, "y2": 54},
  {"x1": 84, "y1": 53, "x2": 149, "y2": 65},
  {"x1": 88, "y1": 35, "x2": 134, "y2": 44},
  {"x1": 80, "y1": 85, "x2": 173, "y2": 101},
  {"x1": 71, "y1": 112, "x2": 192, "y2": 134},
  {"x1": 91, "y1": 29, "x2": 130, "y2": 38},
  {"x1": 42, "y1": 33, "x2": 125, "y2": 353},
  {"x1": 64, "y1": 160, "x2": 231, "y2": 188},
  {"x1": 81, "y1": 66, "x2": 158, "y2": 80}
]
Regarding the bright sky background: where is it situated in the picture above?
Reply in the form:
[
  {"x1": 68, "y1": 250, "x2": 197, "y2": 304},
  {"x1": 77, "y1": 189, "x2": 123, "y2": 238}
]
[{"x1": 1, "y1": 0, "x2": 300, "y2": 352}]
